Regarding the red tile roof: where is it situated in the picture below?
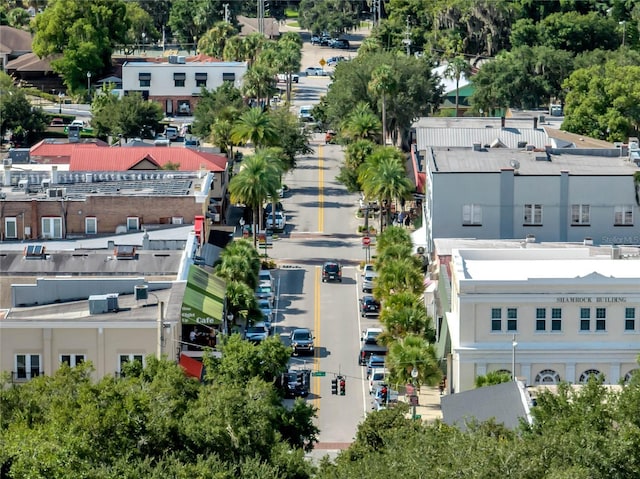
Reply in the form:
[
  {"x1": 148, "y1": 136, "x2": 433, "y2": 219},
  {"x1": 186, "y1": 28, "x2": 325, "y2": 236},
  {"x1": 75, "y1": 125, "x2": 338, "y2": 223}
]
[
  {"x1": 68, "y1": 147, "x2": 227, "y2": 172},
  {"x1": 30, "y1": 140, "x2": 107, "y2": 163}
]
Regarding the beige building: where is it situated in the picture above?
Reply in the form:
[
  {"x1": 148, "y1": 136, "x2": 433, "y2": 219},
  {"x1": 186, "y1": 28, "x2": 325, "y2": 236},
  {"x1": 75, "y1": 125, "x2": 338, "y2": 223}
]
[{"x1": 448, "y1": 247, "x2": 640, "y2": 393}]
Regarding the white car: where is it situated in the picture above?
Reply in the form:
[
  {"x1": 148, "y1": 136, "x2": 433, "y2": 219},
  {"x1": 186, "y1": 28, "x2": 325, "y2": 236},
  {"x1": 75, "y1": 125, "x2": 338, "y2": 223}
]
[
  {"x1": 369, "y1": 368, "x2": 388, "y2": 393},
  {"x1": 266, "y1": 211, "x2": 286, "y2": 231},
  {"x1": 277, "y1": 73, "x2": 299, "y2": 83},
  {"x1": 154, "y1": 134, "x2": 170, "y2": 147},
  {"x1": 258, "y1": 270, "x2": 273, "y2": 288},
  {"x1": 298, "y1": 105, "x2": 314, "y2": 120},
  {"x1": 362, "y1": 271, "x2": 378, "y2": 293},
  {"x1": 304, "y1": 67, "x2": 328, "y2": 76}
]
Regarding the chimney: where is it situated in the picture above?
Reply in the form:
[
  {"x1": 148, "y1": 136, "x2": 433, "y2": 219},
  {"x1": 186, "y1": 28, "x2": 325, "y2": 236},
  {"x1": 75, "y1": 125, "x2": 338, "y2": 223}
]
[
  {"x1": 3, "y1": 165, "x2": 11, "y2": 186},
  {"x1": 533, "y1": 117, "x2": 538, "y2": 129},
  {"x1": 501, "y1": 116, "x2": 506, "y2": 128},
  {"x1": 51, "y1": 165, "x2": 58, "y2": 184}
]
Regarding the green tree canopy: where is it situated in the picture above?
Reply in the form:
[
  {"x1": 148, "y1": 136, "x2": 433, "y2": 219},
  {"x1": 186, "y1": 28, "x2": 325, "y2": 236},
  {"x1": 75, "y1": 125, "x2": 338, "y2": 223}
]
[{"x1": 91, "y1": 92, "x2": 163, "y2": 141}]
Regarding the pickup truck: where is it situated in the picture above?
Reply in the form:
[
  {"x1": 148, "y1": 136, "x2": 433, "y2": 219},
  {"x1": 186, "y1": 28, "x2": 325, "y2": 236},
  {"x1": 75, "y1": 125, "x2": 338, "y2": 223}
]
[{"x1": 358, "y1": 342, "x2": 387, "y2": 366}]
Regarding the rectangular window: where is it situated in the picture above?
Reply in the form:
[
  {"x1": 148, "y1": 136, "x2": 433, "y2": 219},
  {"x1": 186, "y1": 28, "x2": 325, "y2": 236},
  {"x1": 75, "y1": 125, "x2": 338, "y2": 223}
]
[
  {"x1": 138, "y1": 72, "x2": 151, "y2": 87},
  {"x1": 596, "y1": 308, "x2": 606, "y2": 331},
  {"x1": 524, "y1": 204, "x2": 542, "y2": 225},
  {"x1": 491, "y1": 308, "x2": 502, "y2": 319},
  {"x1": 536, "y1": 308, "x2": 546, "y2": 331},
  {"x1": 61, "y1": 354, "x2": 85, "y2": 367},
  {"x1": 174, "y1": 72, "x2": 186, "y2": 87},
  {"x1": 571, "y1": 204, "x2": 590, "y2": 225},
  {"x1": 551, "y1": 318, "x2": 562, "y2": 331},
  {"x1": 119, "y1": 354, "x2": 144, "y2": 375},
  {"x1": 551, "y1": 308, "x2": 562, "y2": 319},
  {"x1": 41, "y1": 217, "x2": 62, "y2": 239},
  {"x1": 222, "y1": 72, "x2": 236, "y2": 82},
  {"x1": 15, "y1": 354, "x2": 41, "y2": 380},
  {"x1": 127, "y1": 217, "x2": 139, "y2": 231},
  {"x1": 506, "y1": 308, "x2": 517, "y2": 331},
  {"x1": 195, "y1": 72, "x2": 207, "y2": 87},
  {"x1": 536, "y1": 308, "x2": 546, "y2": 319},
  {"x1": 85, "y1": 217, "x2": 97, "y2": 235},
  {"x1": 626, "y1": 307, "x2": 636, "y2": 331},
  {"x1": 507, "y1": 308, "x2": 517, "y2": 319},
  {"x1": 462, "y1": 204, "x2": 482, "y2": 225},
  {"x1": 614, "y1": 205, "x2": 633, "y2": 225},
  {"x1": 4, "y1": 217, "x2": 17, "y2": 239},
  {"x1": 580, "y1": 307, "x2": 590, "y2": 331}
]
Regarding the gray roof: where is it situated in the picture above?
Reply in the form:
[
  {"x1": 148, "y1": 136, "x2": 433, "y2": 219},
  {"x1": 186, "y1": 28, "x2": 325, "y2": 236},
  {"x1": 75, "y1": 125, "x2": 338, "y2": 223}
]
[
  {"x1": 441, "y1": 381, "x2": 532, "y2": 431},
  {"x1": 428, "y1": 147, "x2": 638, "y2": 175},
  {"x1": 0, "y1": 249, "x2": 183, "y2": 276},
  {"x1": 4, "y1": 284, "x2": 181, "y2": 323},
  {"x1": 417, "y1": 126, "x2": 550, "y2": 150}
]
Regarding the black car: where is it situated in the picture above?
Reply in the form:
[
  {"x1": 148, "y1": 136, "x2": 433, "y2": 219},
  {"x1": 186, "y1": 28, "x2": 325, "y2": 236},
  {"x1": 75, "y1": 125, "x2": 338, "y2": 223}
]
[
  {"x1": 331, "y1": 39, "x2": 350, "y2": 49},
  {"x1": 322, "y1": 261, "x2": 342, "y2": 282},
  {"x1": 291, "y1": 328, "x2": 315, "y2": 356},
  {"x1": 359, "y1": 295, "x2": 380, "y2": 316},
  {"x1": 280, "y1": 369, "x2": 311, "y2": 398}
]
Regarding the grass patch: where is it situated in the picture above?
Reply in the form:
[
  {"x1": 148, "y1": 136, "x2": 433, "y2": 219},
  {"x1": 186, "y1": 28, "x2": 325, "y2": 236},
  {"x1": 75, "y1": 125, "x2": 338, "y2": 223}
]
[
  {"x1": 286, "y1": 21, "x2": 300, "y2": 28},
  {"x1": 285, "y1": 8, "x2": 298, "y2": 18}
]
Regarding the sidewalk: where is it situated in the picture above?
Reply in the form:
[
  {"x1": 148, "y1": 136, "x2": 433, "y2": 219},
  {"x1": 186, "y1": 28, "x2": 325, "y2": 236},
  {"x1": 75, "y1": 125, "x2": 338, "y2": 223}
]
[{"x1": 397, "y1": 385, "x2": 443, "y2": 422}]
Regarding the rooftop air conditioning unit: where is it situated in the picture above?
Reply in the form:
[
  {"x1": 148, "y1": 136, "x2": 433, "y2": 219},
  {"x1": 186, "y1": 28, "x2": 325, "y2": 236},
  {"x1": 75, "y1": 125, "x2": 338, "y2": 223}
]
[
  {"x1": 168, "y1": 55, "x2": 178, "y2": 63},
  {"x1": 2, "y1": 158, "x2": 11, "y2": 167},
  {"x1": 88, "y1": 294, "x2": 119, "y2": 314},
  {"x1": 17, "y1": 179, "x2": 28, "y2": 189},
  {"x1": 47, "y1": 188, "x2": 66, "y2": 198},
  {"x1": 177, "y1": 56, "x2": 186, "y2": 64}
]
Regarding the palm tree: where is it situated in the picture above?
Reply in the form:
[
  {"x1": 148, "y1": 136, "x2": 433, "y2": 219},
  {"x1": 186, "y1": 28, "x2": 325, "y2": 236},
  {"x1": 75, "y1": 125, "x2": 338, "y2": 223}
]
[
  {"x1": 378, "y1": 294, "x2": 435, "y2": 343},
  {"x1": 198, "y1": 21, "x2": 236, "y2": 58},
  {"x1": 241, "y1": 66, "x2": 277, "y2": 109},
  {"x1": 387, "y1": 335, "x2": 441, "y2": 390},
  {"x1": 228, "y1": 153, "x2": 281, "y2": 246},
  {"x1": 376, "y1": 243, "x2": 413, "y2": 270},
  {"x1": 444, "y1": 56, "x2": 472, "y2": 117},
  {"x1": 216, "y1": 255, "x2": 258, "y2": 289},
  {"x1": 231, "y1": 108, "x2": 278, "y2": 150},
  {"x1": 340, "y1": 102, "x2": 381, "y2": 143},
  {"x1": 359, "y1": 147, "x2": 414, "y2": 232},
  {"x1": 210, "y1": 118, "x2": 236, "y2": 160},
  {"x1": 223, "y1": 239, "x2": 262, "y2": 272},
  {"x1": 374, "y1": 256, "x2": 424, "y2": 300},
  {"x1": 369, "y1": 65, "x2": 396, "y2": 145},
  {"x1": 224, "y1": 280, "x2": 257, "y2": 329},
  {"x1": 223, "y1": 36, "x2": 249, "y2": 62}
]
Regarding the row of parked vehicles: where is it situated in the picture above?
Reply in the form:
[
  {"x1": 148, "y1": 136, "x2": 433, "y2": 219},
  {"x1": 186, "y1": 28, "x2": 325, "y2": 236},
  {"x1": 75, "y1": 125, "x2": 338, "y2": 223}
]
[{"x1": 310, "y1": 34, "x2": 350, "y2": 49}]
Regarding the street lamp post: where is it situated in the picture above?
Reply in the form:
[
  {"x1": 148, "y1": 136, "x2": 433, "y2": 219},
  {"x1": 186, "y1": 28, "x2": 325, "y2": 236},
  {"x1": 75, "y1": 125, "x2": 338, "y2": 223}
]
[
  {"x1": 58, "y1": 92, "x2": 64, "y2": 114},
  {"x1": 141, "y1": 32, "x2": 146, "y2": 53},
  {"x1": 411, "y1": 366, "x2": 419, "y2": 418},
  {"x1": 86, "y1": 72, "x2": 92, "y2": 97},
  {"x1": 512, "y1": 334, "x2": 518, "y2": 381}
]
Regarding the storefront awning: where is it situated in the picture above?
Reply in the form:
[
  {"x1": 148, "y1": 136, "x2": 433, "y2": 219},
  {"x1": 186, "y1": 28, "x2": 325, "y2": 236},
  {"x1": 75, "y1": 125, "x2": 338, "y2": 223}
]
[
  {"x1": 179, "y1": 353, "x2": 204, "y2": 380},
  {"x1": 181, "y1": 265, "x2": 226, "y2": 325}
]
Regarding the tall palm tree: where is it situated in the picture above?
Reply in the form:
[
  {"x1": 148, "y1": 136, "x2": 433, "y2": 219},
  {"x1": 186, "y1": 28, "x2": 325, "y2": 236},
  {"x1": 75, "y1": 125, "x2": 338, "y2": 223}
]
[
  {"x1": 241, "y1": 66, "x2": 277, "y2": 109},
  {"x1": 215, "y1": 255, "x2": 258, "y2": 289},
  {"x1": 228, "y1": 153, "x2": 280, "y2": 246},
  {"x1": 374, "y1": 256, "x2": 424, "y2": 300},
  {"x1": 359, "y1": 147, "x2": 414, "y2": 232},
  {"x1": 210, "y1": 118, "x2": 236, "y2": 160},
  {"x1": 197, "y1": 21, "x2": 236, "y2": 58},
  {"x1": 222, "y1": 36, "x2": 249, "y2": 62},
  {"x1": 376, "y1": 225, "x2": 412, "y2": 253},
  {"x1": 223, "y1": 239, "x2": 261, "y2": 272},
  {"x1": 231, "y1": 108, "x2": 278, "y2": 150},
  {"x1": 224, "y1": 280, "x2": 257, "y2": 329},
  {"x1": 444, "y1": 56, "x2": 472, "y2": 117},
  {"x1": 340, "y1": 102, "x2": 381, "y2": 143},
  {"x1": 387, "y1": 335, "x2": 441, "y2": 390},
  {"x1": 369, "y1": 65, "x2": 396, "y2": 145}
]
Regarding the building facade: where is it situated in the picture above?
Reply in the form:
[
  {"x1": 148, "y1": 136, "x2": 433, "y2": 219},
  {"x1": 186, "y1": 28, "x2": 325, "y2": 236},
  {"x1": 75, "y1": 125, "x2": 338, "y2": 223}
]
[
  {"x1": 448, "y1": 248, "x2": 640, "y2": 393},
  {"x1": 419, "y1": 146, "x2": 640, "y2": 252},
  {"x1": 122, "y1": 59, "x2": 247, "y2": 116}
]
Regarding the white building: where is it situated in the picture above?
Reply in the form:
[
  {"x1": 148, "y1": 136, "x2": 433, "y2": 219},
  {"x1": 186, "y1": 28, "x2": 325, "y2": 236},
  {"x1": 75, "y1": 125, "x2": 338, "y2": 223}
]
[
  {"x1": 122, "y1": 57, "x2": 247, "y2": 116},
  {"x1": 447, "y1": 247, "x2": 640, "y2": 393},
  {"x1": 416, "y1": 144, "x2": 640, "y2": 253}
]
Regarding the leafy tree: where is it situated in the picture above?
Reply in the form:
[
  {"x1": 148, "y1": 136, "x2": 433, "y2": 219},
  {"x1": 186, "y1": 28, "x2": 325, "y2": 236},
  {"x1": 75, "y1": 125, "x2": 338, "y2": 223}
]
[
  {"x1": 325, "y1": 50, "x2": 442, "y2": 149},
  {"x1": 386, "y1": 334, "x2": 441, "y2": 389},
  {"x1": 228, "y1": 152, "x2": 281, "y2": 245},
  {"x1": 475, "y1": 370, "x2": 512, "y2": 388},
  {"x1": 0, "y1": 73, "x2": 47, "y2": 145},
  {"x1": 336, "y1": 139, "x2": 376, "y2": 193},
  {"x1": 269, "y1": 107, "x2": 313, "y2": 170},
  {"x1": 7, "y1": 7, "x2": 30, "y2": 28},
  {"x1": 122, "y1": 2, "x2": 159, "y2": 55},
  {"x1": 197, "y1": 21, "x2": 237, "y2": 58},
  {"x1": 210, "y1": 118, "x2": 237, "y2": 159},
  {"x1": 91, "y1": 92, "x2": 163, "y2": 141},
  {"x1": 537, "y1": 11, "x2": 620, "y2": 54},
  {"x1": 298, "y1": 0, "x2": 360, "y2": 36},
  {"x1": 375, "y1": 256, "x2": 424, "y2": 300},
  {"x1": 242, "y1": 64, "x2": 278, "y2": 107},
  {"x1": 340, "y1": 102, "x2": 381, "y2": 143},
  {"x1": 359, "y1": 146, "x2": 414, "y2": 232},
  {"x1": 168, "y1": 0, "x2": 231, "y2": 50},
  {"x1": 32, "y1": 0, "x2": 129, "y2": 92},
  {"x1": 192, "y1": 81, "x2": 245, "y2": 139},
  {"x1": 231, "y1": 108, "x2": 278, "y2": 149},
  {"x1": 562, "y1": 61, "x2": 640, "y2": 142}
]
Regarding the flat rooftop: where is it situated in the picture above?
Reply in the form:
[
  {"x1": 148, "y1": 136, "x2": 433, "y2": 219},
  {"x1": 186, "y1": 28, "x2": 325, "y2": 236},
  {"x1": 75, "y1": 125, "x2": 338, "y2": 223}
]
[
  {"x1": 453, "y1": 248, "x2": 640, "y2": 281},
  {"x1": 429, "y1": 147, "x2": 637, "y2": 175}
]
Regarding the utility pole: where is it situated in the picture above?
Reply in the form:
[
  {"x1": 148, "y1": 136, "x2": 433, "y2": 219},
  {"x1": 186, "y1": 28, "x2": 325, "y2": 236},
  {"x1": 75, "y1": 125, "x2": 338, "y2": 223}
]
[
  {"x1": 224, "y1": 3, "x2": 230, "y2": 23},
  {"x1": 403, "y1": 16, "x2": 412, "y2": 56},
  {"x1": 257, "y1": 0, "x2": 265, "y2": 35},
  {"x1": 371, "y1": 0, "x2": 377, "y2": 27}
]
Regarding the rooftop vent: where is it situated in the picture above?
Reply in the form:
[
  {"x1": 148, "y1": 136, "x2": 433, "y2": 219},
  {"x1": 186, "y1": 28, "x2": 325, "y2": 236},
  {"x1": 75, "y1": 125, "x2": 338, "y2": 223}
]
[
  {"x1": 472, "y1": 142, "x2": 482, "y2": 151},
  {"x1": 114, "y1": 245, "x2": 136, "y2": 260},
  {"x1": 24, "y1": 244, "x2": 46, "y2": 259},
  {"x1": 177, "y1": 55, "x2": 186, "y2": 64},
  {"x1": 88, "y1": 293, "x2": 119, "y2": 314},
  {"x1": 168, "y1": 55, "x2": 178, "y2": 64},
  {"x1": 525, "y1": 234, "x2": 536, "y2": 243}
]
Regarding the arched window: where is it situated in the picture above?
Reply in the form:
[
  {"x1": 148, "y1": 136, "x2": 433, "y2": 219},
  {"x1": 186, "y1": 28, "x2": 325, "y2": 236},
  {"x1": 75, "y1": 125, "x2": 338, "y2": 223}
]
[
  {"x1": 624, "y1": 369, "x2": 638, "y2": 383},
  {"x1": 578, "y1": 369, "x2": 602, "y2": 383},
  {"x1": 534, "y1": 369, "x2": 560, "y2": 384}
]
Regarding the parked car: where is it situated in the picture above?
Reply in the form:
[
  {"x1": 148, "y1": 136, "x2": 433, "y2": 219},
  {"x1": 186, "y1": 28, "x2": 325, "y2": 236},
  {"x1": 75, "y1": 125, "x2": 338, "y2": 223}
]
[
  {"x1": 264, "y1": 202, "x2": 284, "y2": 217},
  {"x1": 266, "y1": 211, "x2": 286, "y2": 231},
  {"x1": 331, "y1": 39, "x2": 350, "y2": 49},
  {"x1": 359, "y1": 342, "x2": 387, "y2": 366},
  {"x1": 372, "y1": 384, "x2": 399, "y2": 405},
  {"x1": 164, "y1": 126, "x2": 179, "y2": 141},
  {"x1": 290, "y1": 328, "x2": 315, "y2": 356},
  {"x1": 366, "y1": 354, "x2": 386, "y2": 379},
  {"x1": 362, "y1": 271, "x2": 378, "y2": 293},
  {"x1": 322, "y1": 260, "x2": 342, "y2": 282},
  {"x1": 49, "y1": 118, "x2": 65, "y2": 127},
  {"x1": 257, "y1": 298, "x2": 273, "y2": 323},
  {"x1": 362, "y1": 327, "x2": 382, "y2": 345},
  {"x1": 154, "y1": 134, "x2": 170, "y2": 147},
  {"x1": 369, "y1": 367, "x2": 388, "y2": 393},
  {"x1": 304, "y1": 67, "x2": 328, "y2": 76},
  {"x1": 258, "y1": 270, "x2": 273, "y2": 288},
  {"x1": 255, "y1": 284, "x2": 275, "y2": 305},
  {"x1": 184, "y1": 137, "x2": 200, "y2": 148},
  {"x1": 245, "y1": 321, "x2": 269, "y2": 343},
  {"x1": 326, "y1": 56, "x2": 346, "y2": 67},
  {"x1": 362, "y1": 263, "x2": 375, "y2": 277},
  {"x1": 298, "y1": 105, "x2": 314, "y2": 120},
  {"x1": 359, "y1": 295, "x2": 380, "y2": 317}
]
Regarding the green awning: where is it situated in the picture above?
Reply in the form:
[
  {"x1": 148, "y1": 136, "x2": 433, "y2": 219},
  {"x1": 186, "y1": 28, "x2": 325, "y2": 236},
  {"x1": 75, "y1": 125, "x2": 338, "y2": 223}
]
[{"x1": 181, "y1": 265, "x2": 226, "y2": 325}]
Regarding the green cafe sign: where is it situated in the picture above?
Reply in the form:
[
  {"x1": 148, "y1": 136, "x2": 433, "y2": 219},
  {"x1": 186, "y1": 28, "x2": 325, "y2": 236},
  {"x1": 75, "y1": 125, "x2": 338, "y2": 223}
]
[{"x1": 181, "y1": 304, "x2": 217, "y2": 325}]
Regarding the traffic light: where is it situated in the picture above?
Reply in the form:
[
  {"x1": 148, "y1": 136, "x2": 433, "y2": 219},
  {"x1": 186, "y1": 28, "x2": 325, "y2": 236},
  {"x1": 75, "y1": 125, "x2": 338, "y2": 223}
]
[
  {"x1": 339, "y1": 376, "x2": 346, "y2": 396},
  {"x1": 331, "y1": 378, "x2": 338, "y2": 395}
]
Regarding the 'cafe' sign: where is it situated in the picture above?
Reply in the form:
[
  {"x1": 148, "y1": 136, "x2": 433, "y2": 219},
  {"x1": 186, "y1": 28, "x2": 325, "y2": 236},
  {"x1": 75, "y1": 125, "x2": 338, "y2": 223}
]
[{"x1": 181, "y1": 305, "x2": 216, "y2": 325}]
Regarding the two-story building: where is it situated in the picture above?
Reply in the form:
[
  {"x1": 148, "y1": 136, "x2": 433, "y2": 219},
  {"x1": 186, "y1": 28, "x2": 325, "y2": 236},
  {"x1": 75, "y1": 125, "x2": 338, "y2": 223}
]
[
  {"x1": 121, "y1": 56, "x2": 247, "y2": 116},
  {"x1": 447, "y1": 247, "x2": 640, "y2": 393}
]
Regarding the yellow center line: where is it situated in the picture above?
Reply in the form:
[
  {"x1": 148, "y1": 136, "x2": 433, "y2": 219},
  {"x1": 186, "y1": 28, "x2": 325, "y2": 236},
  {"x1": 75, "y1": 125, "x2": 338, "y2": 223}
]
[
  {"x1": 318, "y1": 145, "x2": 324, "y2": 232},
  {"x1": 313, "y1": 265, "x2": 321, "y2": 411}
]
